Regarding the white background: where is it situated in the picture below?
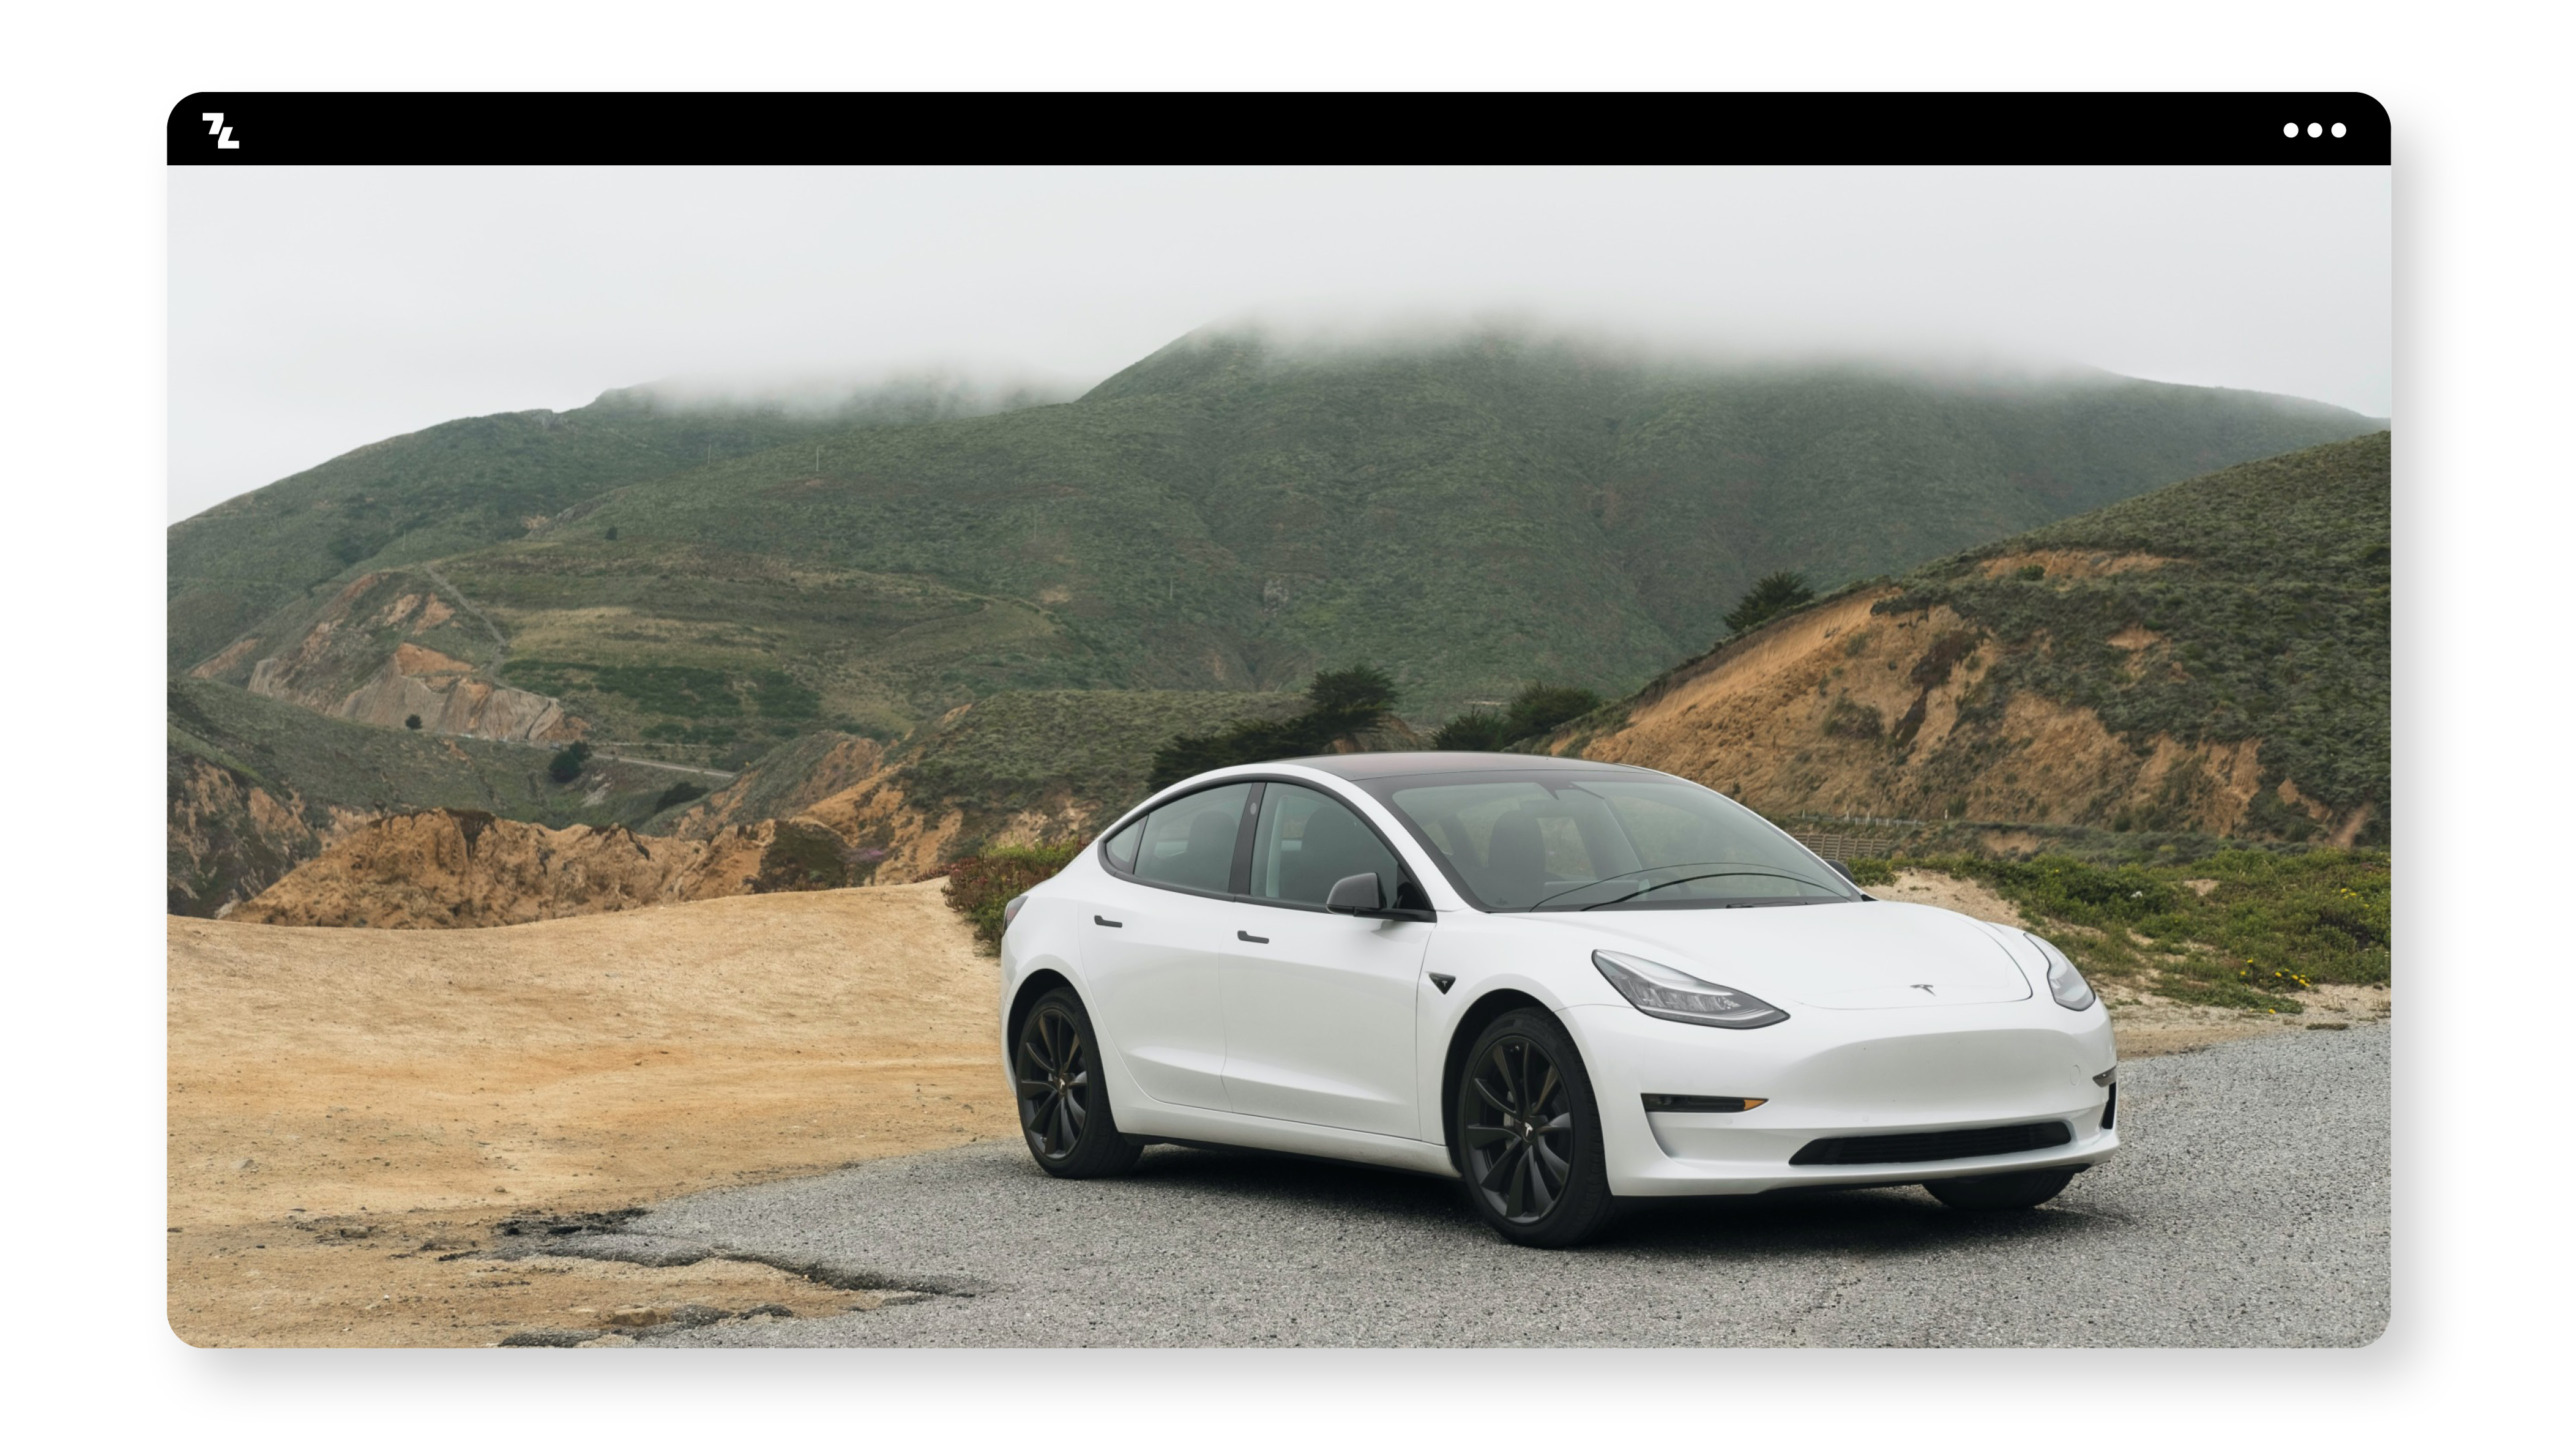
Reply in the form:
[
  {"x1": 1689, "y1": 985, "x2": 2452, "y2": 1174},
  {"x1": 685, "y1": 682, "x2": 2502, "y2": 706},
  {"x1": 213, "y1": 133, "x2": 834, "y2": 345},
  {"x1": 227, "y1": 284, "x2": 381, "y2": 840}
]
[{"x1": 4, "y1": 0, "x2": 2548, "y2": 1431}]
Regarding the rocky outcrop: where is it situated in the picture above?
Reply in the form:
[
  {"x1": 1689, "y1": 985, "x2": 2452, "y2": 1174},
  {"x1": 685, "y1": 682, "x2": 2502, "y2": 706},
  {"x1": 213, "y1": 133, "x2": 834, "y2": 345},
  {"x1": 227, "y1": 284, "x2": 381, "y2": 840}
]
[
  {"x1": 238, "y1": 570, "x2": 582, "y2": 743},
  {"x1": 661, "y1": 731, "x2": 885, "y2": 840},
  {"x1": 319, "y1": 644, "x2": 575, "y2": 742},
  {"x1": 166, "y1": 755, "x2": 368, "y2": 917},
  {"x1": 229, "y1": 810, "x2": 865, "y2": 929}
]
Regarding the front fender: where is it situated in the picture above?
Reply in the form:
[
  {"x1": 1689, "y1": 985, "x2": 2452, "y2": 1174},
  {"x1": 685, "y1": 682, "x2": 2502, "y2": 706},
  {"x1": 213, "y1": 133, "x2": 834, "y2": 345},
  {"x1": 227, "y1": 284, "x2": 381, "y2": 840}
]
[{"x1": 1409, "y1": 916, "x2": 1638, "y2": 1147}]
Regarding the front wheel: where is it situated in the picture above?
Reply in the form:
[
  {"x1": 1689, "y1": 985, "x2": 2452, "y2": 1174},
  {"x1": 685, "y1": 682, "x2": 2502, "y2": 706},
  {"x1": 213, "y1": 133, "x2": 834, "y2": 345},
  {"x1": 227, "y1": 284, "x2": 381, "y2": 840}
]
[
  {"x1": 1014, "y1": 989, "x2": 1145, "y2": 1179},
  {"x1": 1924, "y1": 1166, "x2": 2077, "y2": 1211},
  {"x1": 1456, "y1": 1009, "x2": 1616, "y2": 1248}
]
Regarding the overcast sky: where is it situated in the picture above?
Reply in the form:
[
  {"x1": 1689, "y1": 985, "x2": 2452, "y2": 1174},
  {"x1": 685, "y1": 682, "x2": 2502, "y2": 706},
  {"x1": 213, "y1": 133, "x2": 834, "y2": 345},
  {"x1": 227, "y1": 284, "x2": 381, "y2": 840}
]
[{"x1": 168, "y1": 165, "x2": 2390, "y2": 522}]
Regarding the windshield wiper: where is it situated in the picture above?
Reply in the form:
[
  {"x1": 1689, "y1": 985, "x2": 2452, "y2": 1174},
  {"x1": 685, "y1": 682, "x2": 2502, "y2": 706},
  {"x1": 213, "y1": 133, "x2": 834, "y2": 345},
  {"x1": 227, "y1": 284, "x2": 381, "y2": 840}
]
[{"x1": 1533, "y1": 865, "x2": 1834, "y2": 911}]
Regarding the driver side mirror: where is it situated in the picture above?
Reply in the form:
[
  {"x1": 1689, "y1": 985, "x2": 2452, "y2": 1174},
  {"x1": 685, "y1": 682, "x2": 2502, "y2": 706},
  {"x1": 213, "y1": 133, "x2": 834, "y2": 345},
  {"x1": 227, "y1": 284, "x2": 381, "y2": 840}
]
[{"x1": 1324, "y1": 871, "x2": 1385, "y2": 916}]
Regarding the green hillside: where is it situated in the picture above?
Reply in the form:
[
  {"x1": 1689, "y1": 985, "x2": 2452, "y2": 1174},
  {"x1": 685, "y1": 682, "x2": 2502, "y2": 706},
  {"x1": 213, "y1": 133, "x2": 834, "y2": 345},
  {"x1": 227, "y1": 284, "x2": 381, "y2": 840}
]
[
  {"x1": 176, "y1": 328, "x2": 2382, "y2": 761},
  {"x1": 167, "y1": 380, "x2": 1035, "y2": 673}
]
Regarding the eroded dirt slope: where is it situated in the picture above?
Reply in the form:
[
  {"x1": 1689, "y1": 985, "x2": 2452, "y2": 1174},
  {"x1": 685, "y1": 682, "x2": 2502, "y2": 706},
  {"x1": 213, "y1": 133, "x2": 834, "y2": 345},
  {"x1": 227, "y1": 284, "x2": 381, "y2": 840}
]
[{"x1": 1566, "y1": 570, "x2": 2349, "y2": 841}]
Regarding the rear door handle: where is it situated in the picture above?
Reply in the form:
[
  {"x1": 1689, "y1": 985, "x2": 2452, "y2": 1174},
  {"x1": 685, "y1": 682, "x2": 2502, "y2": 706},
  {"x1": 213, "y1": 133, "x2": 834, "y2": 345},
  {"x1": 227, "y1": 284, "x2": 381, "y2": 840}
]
[
  {"x1": 1237, "y1": 930, "x2": 1269, "y2": 944},
  {"x1": 1093, "y1": 916, "x2": 1123, "y2": 928}
]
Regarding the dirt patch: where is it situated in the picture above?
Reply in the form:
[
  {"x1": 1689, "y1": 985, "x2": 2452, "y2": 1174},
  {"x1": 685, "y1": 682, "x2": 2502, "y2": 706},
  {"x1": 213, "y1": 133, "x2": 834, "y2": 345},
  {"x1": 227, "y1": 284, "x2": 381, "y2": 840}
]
[
  {"x1": 168, "y1": 881, "x2": 1011, "y2": 1346},
  {"x1": 2104, "y1": 984, "x2": 2391, "y2": 1059},
  {"x1": 1978, "y1": 548, "x2": 2175, "y2": 581},
  {"x1": 1866, "y1": 869, "x2": 2023, "y2": 928}
]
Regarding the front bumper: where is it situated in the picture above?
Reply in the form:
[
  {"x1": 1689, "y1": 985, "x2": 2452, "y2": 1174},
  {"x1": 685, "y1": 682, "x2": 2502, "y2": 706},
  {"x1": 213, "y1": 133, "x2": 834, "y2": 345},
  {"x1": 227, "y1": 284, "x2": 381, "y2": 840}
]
[{"x1": 1568, "y1": 998, "x2": 2121, "y2": 1197}]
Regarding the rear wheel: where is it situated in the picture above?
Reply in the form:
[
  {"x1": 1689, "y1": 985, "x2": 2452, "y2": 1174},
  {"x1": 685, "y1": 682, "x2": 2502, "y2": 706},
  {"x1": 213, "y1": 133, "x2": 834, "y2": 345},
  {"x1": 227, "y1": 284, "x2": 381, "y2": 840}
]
[
  {"x1": 1924, "y1": 1166, "x2": 2077, "y2": 1211},
  {"x1": 1014, "y1": 989, "x2": 1145, "y2": 1179},
  {"x1": 1456, "y1": 1009, "x2": 1615, "y2": 1248}
]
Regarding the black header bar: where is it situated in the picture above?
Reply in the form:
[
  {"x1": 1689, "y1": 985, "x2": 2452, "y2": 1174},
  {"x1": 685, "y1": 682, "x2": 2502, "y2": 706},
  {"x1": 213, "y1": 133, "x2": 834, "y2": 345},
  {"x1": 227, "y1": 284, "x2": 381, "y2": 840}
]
[{"x1": 171, "y1": 92, "x2": 2389, "y2": 167}]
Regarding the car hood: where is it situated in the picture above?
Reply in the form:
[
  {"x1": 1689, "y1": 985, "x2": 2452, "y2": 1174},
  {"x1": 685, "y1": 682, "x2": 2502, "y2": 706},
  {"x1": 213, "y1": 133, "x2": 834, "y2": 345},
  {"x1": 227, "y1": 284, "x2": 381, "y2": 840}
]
[{"x1": 1539, "y1": 899, "x2": 2034, "y2": 1009}]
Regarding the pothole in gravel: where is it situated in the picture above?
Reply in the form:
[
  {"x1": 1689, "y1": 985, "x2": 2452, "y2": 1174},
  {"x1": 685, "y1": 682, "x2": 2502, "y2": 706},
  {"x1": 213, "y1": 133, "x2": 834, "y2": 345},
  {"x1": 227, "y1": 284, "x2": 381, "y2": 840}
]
[
  {"x1": 464, "y1": 1209, "x2": 973, "y2": 1347},
  {"x1": 168, "y1": 1204, "x2": 977, "y2": 1348}
]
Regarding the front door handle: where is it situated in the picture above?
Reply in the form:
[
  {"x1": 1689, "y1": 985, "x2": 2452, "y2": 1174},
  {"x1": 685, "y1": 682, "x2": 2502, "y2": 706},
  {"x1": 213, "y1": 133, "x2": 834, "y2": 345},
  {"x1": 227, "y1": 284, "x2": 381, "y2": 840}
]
[
  {"x1": 1237, "y1": 930, "x2": 1269, "y2": 944},
  {"x1": 1093, "y1": 916, "x2": 1123, "y2": 928}
]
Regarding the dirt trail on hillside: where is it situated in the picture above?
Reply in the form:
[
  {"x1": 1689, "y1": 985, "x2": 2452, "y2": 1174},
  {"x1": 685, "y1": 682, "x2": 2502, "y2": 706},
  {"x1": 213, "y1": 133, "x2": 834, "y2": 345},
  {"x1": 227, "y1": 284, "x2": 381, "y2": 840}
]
[{"x1": 168, "y1": 881, "x2": 1010, "y2": 1346}]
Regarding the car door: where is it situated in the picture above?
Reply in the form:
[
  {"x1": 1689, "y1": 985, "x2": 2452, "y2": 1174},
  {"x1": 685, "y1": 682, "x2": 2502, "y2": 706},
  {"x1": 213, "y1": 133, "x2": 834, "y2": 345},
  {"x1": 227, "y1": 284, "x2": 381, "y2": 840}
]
[
  {"x1": 1080, "y1": 782, "x2": 1251, "y2": 1113},
  {"x1": 1219, "y1": 781, "x2": 1433, "y2": 1138}
]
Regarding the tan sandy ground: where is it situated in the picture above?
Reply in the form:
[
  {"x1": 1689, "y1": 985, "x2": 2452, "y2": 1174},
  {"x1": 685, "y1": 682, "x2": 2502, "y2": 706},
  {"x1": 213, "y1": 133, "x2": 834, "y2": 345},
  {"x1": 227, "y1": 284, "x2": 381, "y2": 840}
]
[
  {"x1": 168, "y1": 880, "x2": 1012, "y2": 1347},
  {"x1": 1866, "y1": 869, "x2": 2390, "y2": 1057}
]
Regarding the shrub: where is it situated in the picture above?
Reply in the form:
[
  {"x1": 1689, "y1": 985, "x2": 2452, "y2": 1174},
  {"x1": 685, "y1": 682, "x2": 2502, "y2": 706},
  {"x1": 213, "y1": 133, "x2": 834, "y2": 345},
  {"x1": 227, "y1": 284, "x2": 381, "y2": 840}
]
[
  {"x1": 1148, "y1": 665, "x2": 1402, "y2": 787},
  {"x1": 651, "y1": 780, "x2": 709, "y2": 813},
  {"x1": 404, "y1": 714, "x2": 423, "y2": 730},
  {"x1": 1722, "y1": 571, "x2": 1816, "y2": 635},
  {"x1": 1506, "y1": 683, "x2": 1602, "y2": 737},
  {"x1": 1429, "y1": 683, "x2": 1602, "y2": 752},
  {"x1": 1429, "y1": 712, "x2": 1515, "y2": 751},
  {"x1": 933, "y1": 842, "x2": 1081, "y2": 947},
  {"x1": 1903, "y1": 848, "x2": 2390, "y2": 1008},
  {"x1": 548, "y1": 741, "x2": 593, "y2": 784}
]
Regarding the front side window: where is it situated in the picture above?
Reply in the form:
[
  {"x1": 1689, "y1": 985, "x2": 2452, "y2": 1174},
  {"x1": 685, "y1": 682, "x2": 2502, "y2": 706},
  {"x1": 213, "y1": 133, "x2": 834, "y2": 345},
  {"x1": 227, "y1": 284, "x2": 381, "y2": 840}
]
[
  {"x1": 1361, "y1": 771, "x2": 1854, "y2": 912},
  {"x1": 1126, "y1": 783, "x2": 1250, "y2": 894},
  {"x1": 1247, "y1": 782, "x2": 1406, "y2": 907}
]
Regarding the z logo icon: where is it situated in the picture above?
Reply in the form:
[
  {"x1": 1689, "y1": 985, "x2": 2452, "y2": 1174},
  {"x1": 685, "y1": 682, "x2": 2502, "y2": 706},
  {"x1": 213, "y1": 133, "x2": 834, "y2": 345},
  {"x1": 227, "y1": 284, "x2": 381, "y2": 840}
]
[{"x1": 203, "y1": 112, "x2": 239, "y2": 150}]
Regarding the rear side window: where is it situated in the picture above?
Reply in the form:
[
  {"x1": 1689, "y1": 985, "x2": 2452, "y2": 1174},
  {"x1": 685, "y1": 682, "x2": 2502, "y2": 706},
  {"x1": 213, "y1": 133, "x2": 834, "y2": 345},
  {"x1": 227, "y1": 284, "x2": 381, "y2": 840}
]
[
  {"x1": 1102, "y1": 822, "x2": 1142, "y2": 872},
  {"x1": 1248, "y1": 783, "x2": 1403, "y2": 906},
  {"x1": 1128, "y1": 783, "x2": 1251, "y2": 894}
]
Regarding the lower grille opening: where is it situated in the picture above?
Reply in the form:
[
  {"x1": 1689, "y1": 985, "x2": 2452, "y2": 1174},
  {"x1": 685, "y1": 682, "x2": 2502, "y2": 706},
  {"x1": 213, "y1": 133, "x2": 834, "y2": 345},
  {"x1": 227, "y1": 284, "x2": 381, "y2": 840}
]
[
  {"x1": 2101, "y1": 1083, "x2": 2117, "y2": 1130},
  {"x1": 1789, "y1": 1120, "x2": 2073, "y2": 1167}
]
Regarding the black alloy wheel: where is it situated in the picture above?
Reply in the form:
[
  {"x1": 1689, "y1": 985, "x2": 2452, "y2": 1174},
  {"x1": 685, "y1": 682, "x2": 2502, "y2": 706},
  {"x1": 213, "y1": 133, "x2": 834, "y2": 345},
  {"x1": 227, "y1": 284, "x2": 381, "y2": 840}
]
[
  {"x1": 1014, "y1": 989, "x2": 1145, "y2": 1179},
  {"x1": 1457, "y1": 1009, "x2": 1615, "y2": 1247}
]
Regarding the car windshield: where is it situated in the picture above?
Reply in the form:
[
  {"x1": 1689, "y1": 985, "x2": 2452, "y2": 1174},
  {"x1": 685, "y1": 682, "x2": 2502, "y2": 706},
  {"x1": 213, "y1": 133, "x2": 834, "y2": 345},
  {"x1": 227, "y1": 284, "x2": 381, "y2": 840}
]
[{"x1": 1358, "y1": 771, "x2": 1855, "y2": 912}]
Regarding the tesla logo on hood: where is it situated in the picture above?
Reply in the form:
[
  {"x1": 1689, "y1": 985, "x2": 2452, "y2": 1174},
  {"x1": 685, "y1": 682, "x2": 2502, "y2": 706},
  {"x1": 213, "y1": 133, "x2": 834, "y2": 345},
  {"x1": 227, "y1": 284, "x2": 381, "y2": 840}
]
[{"x1": 1910, "y1": 983, "x2": 1936, "y2": 994}]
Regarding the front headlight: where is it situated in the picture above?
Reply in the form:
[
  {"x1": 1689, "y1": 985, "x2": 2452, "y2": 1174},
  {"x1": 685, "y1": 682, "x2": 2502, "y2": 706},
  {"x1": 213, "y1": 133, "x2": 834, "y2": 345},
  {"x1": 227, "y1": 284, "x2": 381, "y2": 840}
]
[
  {"x1": 2030, "y1": 934, "x2": 2097, "y2": 1011},
  {"x1": 1592, "y1": 950, "x2": 1788, "y2": 1029}
]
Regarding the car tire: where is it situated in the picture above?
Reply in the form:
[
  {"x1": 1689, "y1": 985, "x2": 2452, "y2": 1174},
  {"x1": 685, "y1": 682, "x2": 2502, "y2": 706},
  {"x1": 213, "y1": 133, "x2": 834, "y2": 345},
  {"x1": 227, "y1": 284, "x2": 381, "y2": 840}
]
[
  {"x1": 1014, "y1": 987, "x2": 1146, "y2": 1179},
  {"x1": 1455, "y1": 1008, "x2": 1616, "y2": 1248},
  {"x1": 1923, "y1": 1166, "x2": 2078, "y2": 1211}
]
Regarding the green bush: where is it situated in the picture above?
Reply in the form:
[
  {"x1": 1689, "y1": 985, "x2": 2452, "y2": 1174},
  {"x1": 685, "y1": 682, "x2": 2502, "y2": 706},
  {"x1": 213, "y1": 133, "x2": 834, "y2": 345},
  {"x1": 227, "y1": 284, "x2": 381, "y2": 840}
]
[
  {"x1": 548, "y1": 741, "x2": 593, "y2": 784},
  {"x1": 1722, "y1": 571, "x2": 1816, "y2": 635},
  {"x1": 1905, "y1": 848, "x2": 2390, "y2": 1010},
  {"x1": 651, "y1": 780, "x2": 709, "y2": 813},
  {"x1": 1149, "y1": 665, "x2": 1402, "y2": 788},
  {"x1": 1430, "y1": 682, "x2": 1604, "y2": 751},
  {"x1": 1843, "y1": 857, "x2": 1900, "y2": 887},
  {"x1": 1429, "y1": 711, "x2": 1516, "y2": 751},
  {"x1": 933, "y1": 843, "x2": 1082, "y2": 947}
]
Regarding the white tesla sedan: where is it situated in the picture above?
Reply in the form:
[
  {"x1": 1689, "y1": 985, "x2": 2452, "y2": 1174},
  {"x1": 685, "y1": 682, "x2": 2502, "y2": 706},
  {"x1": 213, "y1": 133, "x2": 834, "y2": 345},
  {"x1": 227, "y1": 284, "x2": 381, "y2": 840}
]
[{"x1": 997, "y1": 753, "x2": 2119, "y2": 1247}]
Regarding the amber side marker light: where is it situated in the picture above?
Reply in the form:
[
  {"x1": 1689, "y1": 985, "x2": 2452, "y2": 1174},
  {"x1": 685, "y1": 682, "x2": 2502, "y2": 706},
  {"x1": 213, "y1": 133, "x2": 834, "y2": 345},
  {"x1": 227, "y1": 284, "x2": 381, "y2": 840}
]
[{"x1": 1643, "y1": 1094, "x2": 1766, "y2": 1113}]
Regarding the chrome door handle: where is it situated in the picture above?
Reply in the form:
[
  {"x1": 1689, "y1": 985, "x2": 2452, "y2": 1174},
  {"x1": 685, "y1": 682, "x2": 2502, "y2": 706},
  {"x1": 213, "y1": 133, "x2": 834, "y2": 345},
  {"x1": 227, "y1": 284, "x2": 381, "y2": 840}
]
[
  {"x1": 1093, "y1": 916, "x2": 1123, "y2": 928},
  {"x1": 1237, "y1": 930, "x2": 1269, "y2": 944}
]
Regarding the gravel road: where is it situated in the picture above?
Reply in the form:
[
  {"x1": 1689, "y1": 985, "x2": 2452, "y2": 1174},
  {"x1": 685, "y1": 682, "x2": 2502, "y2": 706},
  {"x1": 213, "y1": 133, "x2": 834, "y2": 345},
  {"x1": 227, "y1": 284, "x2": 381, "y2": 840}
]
[{"x1": 635, "y1": 1023, "x2": 2388, "y2": 1347}]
